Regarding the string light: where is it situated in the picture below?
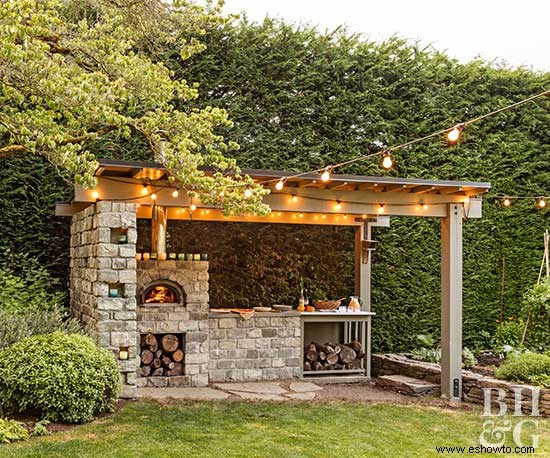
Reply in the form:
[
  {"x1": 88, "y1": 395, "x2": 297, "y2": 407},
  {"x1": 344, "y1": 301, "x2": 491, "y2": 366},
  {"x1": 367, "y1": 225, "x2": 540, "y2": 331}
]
[
  {"x1": 377, "y1": 204, "x2": 385, "y2": 214},
  {"x1": 502, "y1": 197, "x2": 512, "y2": 207},
  {"x1": 291, "y1": 195, "x2": 299, "y2": 203},
  {"x1": 335, "y1": 201, "x2": 342, "y2": 211},
  {"x1": 299, "y1": 213, "x2": 304, "y2": 218},
  {"x1": 420, "y1": 201, "x2": 429, "y2": 211},
  {"x1": 322, "y1": 213, "x2": 327, "y2": 219},
  {"x1": 244, "y1": 188, "x2": 253, "y2": 198},
  {"x1": 275, "y1": 178, "x2": 285, "y2": 191},
  {"x1": 381, "y1": 152, "x2": 393, "y2": 169},
  {"x1": 537, "y1": 198, "x2": 547, "y2": 209},
  {"x1": 141, "y1": 184, "x2": 149, "y2": 196},
  {"x1": 172, "y1": 188, "x2": 179, "y2": 198},
  {"x1": 321, "y1": 167, "x2": 331, "y2": 182},
  {"x1": 446, "y1": 124, "x2": 464, "y2": 144},
  {"x1": 91, "y1": 190, "x2": 99, "y2": 200},
  {"x1": 151, "y1": 192, "x2": 157, "y2": 201},
  {"x1": 190, "y1": 203, "x2": 197, "y2": 211}
]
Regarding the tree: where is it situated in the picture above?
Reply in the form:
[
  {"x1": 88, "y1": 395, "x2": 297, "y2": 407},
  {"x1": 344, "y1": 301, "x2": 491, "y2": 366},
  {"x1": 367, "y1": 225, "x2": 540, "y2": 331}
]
[{"x1": 0, "y1": 0, "x2": 269, "y2": 215}]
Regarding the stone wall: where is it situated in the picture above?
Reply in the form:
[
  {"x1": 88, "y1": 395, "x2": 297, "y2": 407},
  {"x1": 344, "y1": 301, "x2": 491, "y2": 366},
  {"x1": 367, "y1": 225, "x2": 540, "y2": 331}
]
[
  {"x1": 208, "y1": 313, "x2": 302, "y2": 382},
  {"x1": 373, "y1": 354, "x2": 550, "y2": 416},
  {"x1": 136, "y1": 260, "x2": 209, "y2": 388},
  {"x1": 70, "y1": 202, "x2": 138, "y2": 398}
]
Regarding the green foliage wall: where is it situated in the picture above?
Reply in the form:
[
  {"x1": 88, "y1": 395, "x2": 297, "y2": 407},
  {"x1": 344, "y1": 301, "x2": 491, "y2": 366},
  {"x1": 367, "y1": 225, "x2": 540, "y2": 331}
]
[{"x1": 1, "y1": 18, "x2": 548, "y2": 351}]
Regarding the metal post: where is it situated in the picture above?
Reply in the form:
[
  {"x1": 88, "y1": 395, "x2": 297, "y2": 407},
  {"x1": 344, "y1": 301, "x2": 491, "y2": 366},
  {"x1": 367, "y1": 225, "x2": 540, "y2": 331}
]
[{"x1": 441, "y1": 203, "x2": 463, "y2": 401}]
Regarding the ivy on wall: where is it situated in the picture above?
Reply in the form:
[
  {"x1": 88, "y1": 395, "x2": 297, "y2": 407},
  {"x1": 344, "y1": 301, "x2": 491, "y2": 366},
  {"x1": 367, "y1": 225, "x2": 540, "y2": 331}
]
[{"x1": 1, "y1": 18, "x2": 548, "y2": 351}]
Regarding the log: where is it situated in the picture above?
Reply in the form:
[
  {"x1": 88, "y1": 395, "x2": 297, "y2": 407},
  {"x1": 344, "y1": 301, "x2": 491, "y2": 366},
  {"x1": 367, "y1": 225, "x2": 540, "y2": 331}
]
[
  {"x1": 162, "y1": 334, "x2": 179, "y2": 352},
  {"x1": 347, "y1": 340, "x2": 362, "y2": 353},
  {"x1": 356, "y1": 350, "x2": 366, "y2": 360},
  {"x1": 140, "y1": 365, "x2": 152, "y2": 377},
  {"x1": 318, "y1": 351, "x2": 327, "y2": 362},
  {"x1": 306, "y1": 343, "x2": 317, "y2": 353},
  {"x1": 339, "y1": 346, "x2": 356, "y2": 364},
  {"x1": 144, "y1": 333, "x2": 157, "y2": 347},
  {"x1": 140, "y1": 349, "x2": 154, "y2": 365},
  {"x1": 151, "y1": 358, "x2": 162, "y2": 369},
  {"x1": 312, "y1": 361, "x2": 323, "y2": 371},
  {"x1": 326, "y1": 352, "x2": 339, "y2": 365},
  {"x1": 325, "y1": 345, "x2": 335, "y2": 354},
  {"x1": 151, "y1": 368, "x2": 164, "y2": 376},
  {"x1": 305, "y1": 350, "x2": 318, "y2": 362},
  {"x1": 149, "y1": 342, "x2": 159, "y2": 353},
  {"x1": 162, "y1": 356, "x2": 172, "y2": 367},
  {"x1": 167, "y1": 362, "x2": 183, "y2": 376},
  {"x1": 333, "y1": 344, "x2": 342, "y2": 354},
  {"x1": 303, "y1": 361, "x2": 311, "y2": 371},
  {"x1": 172, "y1": 349, "x2": 184, "y2": 362},
  {"x1": 155, "y1": 350, "x2": 163, "y2": 359}
]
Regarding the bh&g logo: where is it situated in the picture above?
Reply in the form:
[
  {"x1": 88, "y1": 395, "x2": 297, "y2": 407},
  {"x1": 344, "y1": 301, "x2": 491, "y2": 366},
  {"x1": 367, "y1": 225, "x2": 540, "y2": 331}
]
[{"x1": 480, "y1": 387, "x2": 540, "y2": 449}]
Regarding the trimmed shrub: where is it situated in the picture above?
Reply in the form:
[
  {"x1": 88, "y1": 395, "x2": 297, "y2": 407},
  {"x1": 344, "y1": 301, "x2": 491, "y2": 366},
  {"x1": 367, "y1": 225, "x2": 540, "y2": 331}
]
[
  {"x1": 0, "y1": 332, "x2": 121, "y2": 423},
  {"x1": 495, "y1": 353, "x2": 550, "y2": 387},
  {"x1": 0, "y1": 418, "x2": 29, "y2": 444}
]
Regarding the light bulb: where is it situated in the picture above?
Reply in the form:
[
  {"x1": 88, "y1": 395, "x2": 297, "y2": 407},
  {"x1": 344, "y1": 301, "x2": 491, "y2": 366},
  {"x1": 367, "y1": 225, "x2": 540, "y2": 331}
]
[
  {"x1": 322, "y1": 213, "x2": 327, "y2": 219},
  {"x1": 447, "y1": 124, "x2": 463, "y2": 144},
  {"x1": 381, "y1": 153, "x2": 393, "y2": 169},
  {"x1": 335, "y1": 201, "x2": 342, "y2": 211},
  {"x1": 502, "y1": 197, "x2": 512, "y2": 207},
  {"x1": 537, "y1": 198, "x2": 546, "y2": 208},
  {"x1": 291, "y1": 195, "x2": 298, "y2": 203},
  {"x1": 321, "y1": 168, "x2": 331, "y2": 182},
  {"x1": 91, "y1": 190, "x2": 99, "y2": 200},
  {"x1": 141, "y1": 185, "x2": 149, "y2": 196},
  {"x1": 299, "y1": 213, "x2": 304, "y2": 218},
  {"x1": 277, "y1": 212, "x2": 282, "y2": 217},
  {"x1": 420, "y1": 202, "x2": 429, "y2": 211},
  {"x1": 190, "y1": 204, "x2": 197, "y2": 211},
  {"x1": 244, "y1": 188, "x2": 253, "y2": 198},
  {"x1": 151, "y1": 193, "x2": 157, "y2": 201},
  {"x1": 172, "y1": 189, "x2": 179, "y2": 198},
  {"x1": 275, "y1": 178, "x2": 285, "y2": 191},
  {"x1": 377, "y1": 204, "x2": 385, "y2": 215}
]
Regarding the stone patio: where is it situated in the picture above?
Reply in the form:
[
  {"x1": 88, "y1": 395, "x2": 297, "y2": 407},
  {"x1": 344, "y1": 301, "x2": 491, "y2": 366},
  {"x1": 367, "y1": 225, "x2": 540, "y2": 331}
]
[{"x1": 137, "y1": 380, "x2": 407, "y2": 402}]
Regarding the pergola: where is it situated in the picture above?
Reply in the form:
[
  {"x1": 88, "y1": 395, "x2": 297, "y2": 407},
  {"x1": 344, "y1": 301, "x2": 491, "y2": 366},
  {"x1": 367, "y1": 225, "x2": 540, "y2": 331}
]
[{"x1": 57, "y1": 159, "x2": 491, "y2": 400}]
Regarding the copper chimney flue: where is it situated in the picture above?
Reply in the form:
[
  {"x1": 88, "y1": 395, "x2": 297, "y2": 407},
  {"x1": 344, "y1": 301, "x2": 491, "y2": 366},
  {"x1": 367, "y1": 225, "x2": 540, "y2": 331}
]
[{"x1": 151, "y1": 205, "x2": 167, "y2": 255}]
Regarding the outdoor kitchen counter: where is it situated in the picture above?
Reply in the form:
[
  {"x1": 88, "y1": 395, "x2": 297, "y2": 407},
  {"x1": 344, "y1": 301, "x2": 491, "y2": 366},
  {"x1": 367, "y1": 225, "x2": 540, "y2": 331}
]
[{"x1": 208, "y1": 310, "x2": 300, "y2": 318}]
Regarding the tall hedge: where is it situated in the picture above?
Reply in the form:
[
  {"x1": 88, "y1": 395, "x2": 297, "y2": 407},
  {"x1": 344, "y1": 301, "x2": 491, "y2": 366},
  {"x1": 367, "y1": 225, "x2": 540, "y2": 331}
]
[{"x1": 1, "y1": 18, "x2": 548, "y2": 351}]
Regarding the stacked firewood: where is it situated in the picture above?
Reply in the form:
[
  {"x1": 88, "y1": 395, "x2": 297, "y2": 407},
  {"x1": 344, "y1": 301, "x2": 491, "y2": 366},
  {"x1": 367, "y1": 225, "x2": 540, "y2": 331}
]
[
  {"x1": 140, "y1": 333, "x2": 184, "y2": 377},
  {"x1": 304, "y1": 340, "x2": 365, "y2": 371}
]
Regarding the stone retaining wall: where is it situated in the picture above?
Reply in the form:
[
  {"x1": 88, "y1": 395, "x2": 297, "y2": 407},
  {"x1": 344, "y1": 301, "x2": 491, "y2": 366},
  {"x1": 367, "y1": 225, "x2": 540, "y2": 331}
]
[
  {"x1": 373, "y1": 354, "x2": 550, "y2": 416},
  {"x1": 208, "y1": 313, "x2": 302, "y2": 382}
]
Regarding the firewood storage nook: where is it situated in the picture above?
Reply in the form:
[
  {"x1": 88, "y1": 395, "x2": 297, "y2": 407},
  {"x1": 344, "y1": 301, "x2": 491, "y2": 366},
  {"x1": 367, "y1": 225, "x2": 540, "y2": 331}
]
[{"x1": 57, "y1": 159, "x2": 490, "y2": 401}]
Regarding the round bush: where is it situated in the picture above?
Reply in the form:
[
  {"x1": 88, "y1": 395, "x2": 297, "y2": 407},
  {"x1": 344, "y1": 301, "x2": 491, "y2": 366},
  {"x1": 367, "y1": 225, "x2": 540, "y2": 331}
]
[
  {"x1": 0, "y1": 332, "x2": 121, "y2": 423},
  {"x1": 494, "y1": 352, "x2": 550, "y2": 387}
]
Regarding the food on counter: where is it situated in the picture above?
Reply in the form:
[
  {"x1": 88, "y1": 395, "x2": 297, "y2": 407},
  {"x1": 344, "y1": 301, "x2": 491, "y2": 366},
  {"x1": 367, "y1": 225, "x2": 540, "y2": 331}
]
[{"x1": 305, "y1": 305, "x2": 316, "y2": 312}]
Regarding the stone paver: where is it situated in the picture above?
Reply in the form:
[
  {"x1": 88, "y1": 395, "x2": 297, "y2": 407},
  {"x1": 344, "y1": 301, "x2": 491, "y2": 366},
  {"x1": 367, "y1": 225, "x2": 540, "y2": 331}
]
[
  {"x1": 284, "y1": 392, "x2": 316, "y2": 401},
  {"x1": 138, "y1": 387, "x2": 229, "y2": 400},
  {"x1": 228, "y1": 391, "x2": 286, "y2": 401},
  {"x1": 289, "y1": 382, "x2": 323, "y2": 393},
  {"x1": 375, "y1": 375, "x2": 439, "y2": 396},
  {"x1": 213, "y1": 382, "x2": 287, "y2": 395}
]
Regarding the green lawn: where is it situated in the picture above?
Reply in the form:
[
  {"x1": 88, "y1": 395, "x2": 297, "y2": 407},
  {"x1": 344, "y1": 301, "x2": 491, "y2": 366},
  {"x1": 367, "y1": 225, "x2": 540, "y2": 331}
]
[{"x1": 1, "y1": 401, "x2": 549, "y2": 457}]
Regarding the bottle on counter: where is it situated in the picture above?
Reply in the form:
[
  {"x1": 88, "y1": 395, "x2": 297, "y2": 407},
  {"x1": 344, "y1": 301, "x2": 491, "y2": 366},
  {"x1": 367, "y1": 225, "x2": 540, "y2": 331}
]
[{"x1": 297, "y1": 288, "x2": 305, "y2": 311}]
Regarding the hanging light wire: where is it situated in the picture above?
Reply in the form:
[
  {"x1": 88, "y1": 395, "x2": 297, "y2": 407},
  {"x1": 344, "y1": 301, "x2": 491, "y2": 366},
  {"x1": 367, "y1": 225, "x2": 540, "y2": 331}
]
[{"x1": 259, "y1": 88, "x2": 550, "y2": 187}]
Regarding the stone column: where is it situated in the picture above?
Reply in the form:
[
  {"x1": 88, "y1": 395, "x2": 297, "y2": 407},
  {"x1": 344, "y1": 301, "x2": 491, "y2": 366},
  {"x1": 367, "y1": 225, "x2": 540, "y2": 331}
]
[{"x1": 70, "y1": 201, "x2": 138, "y2": 398}]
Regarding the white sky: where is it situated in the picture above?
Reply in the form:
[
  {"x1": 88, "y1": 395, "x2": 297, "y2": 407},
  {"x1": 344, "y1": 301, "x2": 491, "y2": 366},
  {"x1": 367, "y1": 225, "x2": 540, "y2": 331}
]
[{"x1": 222, "y1": 0, "x2": 550, "y2": 71}]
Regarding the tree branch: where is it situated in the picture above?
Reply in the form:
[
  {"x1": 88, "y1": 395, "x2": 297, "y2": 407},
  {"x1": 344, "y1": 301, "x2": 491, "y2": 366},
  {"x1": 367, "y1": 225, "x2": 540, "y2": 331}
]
[{"x1": 0, "y1": 144, "x2": 27, "y2": 159}]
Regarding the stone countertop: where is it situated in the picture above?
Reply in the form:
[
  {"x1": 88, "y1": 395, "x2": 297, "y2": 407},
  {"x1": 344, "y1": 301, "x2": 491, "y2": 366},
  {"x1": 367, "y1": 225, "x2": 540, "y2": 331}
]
[{"x1": 208, "y1": 310, "x2": 300, "y2": 318}]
